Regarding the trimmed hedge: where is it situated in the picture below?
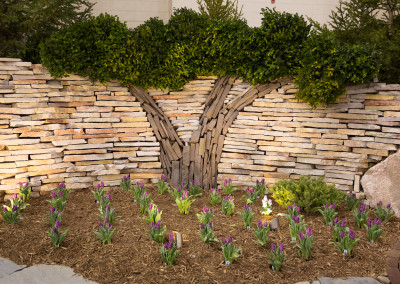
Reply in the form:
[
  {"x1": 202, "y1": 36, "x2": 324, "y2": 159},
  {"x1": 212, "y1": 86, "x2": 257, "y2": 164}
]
[{"x1": 40, "y1": 8, "x2": 380, "y2": 107}]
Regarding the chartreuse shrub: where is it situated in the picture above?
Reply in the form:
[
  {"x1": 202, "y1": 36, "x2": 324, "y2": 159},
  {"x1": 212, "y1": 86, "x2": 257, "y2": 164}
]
[
  {"x1": 270, "y1": 176, "x2": 346, "y2": 213},
  {"x1": 40, "y1": 8, "x2": 381, "y2": 108}
]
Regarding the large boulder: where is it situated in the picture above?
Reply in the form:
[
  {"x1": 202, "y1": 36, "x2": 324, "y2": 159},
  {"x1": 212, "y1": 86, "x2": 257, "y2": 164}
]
[{"x1": 361, "y1": 150, "x2": 400, "y2": 218}]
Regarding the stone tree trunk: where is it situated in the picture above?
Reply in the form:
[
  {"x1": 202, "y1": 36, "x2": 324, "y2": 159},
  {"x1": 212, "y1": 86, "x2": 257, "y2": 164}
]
[{"x1": 129, "y1": 77, "x2": 291, "y2": 189}]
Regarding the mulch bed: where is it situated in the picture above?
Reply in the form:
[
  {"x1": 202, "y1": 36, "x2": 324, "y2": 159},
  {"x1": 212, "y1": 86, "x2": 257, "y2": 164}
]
[{"x1": 0, "y1": 187, "x2": 399, "y2": 284}]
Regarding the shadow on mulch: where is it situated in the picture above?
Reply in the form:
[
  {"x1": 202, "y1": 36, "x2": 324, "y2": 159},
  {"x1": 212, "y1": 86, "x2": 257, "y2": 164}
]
[{"x1": 0, "y1": 187, "x2": 399, "y2": 284}]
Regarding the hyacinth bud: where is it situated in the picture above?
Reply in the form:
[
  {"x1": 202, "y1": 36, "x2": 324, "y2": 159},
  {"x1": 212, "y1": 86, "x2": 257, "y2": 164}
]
[
  {"x1": 181, "y1": 195, "x2": 184, "y2": 200},
  {"x1": 176, "y1": 186, "x2": 180, "y2": 192},
  {"x1": 229, "y1": 179, "x2": 232, "y2": 183},
  {"x1": 229, "y1": 196, "x2": 233, "y2": 201},
  {"x1": 164, "y1": 243, "x2": 168, "y2": 249},
  {"x1": 349, "y1": 190, "x2": 353, "y2": 195},
  {"x1": 59, "y1": 191, "x2": 63, "y2": 197},
  {"x1": 224, "y1": 179, "x2": 227, "y2": 187},
  {"x1": 19, "y1": 182, "x2": 23, "y2": 188},
  {"x1": 261, "y1": 179, "x2": 265, "y2": 184},
  {"x1": 296, "y1": 206, "x2": 301, "y2": 213},
  {"x1": 99, "y1": 222, "x2": 103, "y2": 227},
  {"x1": 352, "y1": 193, "x2": 356, "y2": 198},
  {"x1": 105, "y1": 205, "x2": 110, "y2": 211},
  {"x1": 144, "y1": 192, "x2": 148, "y2": 197},
  {"x1": 97, "y1": 183, "x2": 100, "y2": 189},
  {"x1": 228, "y1": 236, "x2": 233, "y2": 244},
  {"x1": 3, "y1": 207, "x2": 7, "y2": 212},
  {"x1": 52, "y1": 192, "x2": 56, "y2": 198},
  {"x1": 334, "y1": 217, "x2": 339, "y2": 224},
  {"x1": 325, "y1": 204, "x2": 329, "y2": 210},
  {"x1": 203, "y1": 206, "x2": 207, "y2": 213},
  {"x1": 104, "y1": 217, "x2": 109, "y2": 223},
  {"x1": 264, "y1": 221, "x2": 268, "y2": 227},
  {"x1": 181, "y1": 182, "x2": 185, "y2": 188},
  {"x1": 367, "y1": 220, "x2": 372, "y2": 226},
  {"x1": 216, "y1": 188, "x2": 220, "y2": 194},
  {"x1": 279, "y1": 243, "x2": 284, "y2": 251},
  {"x1": 249, "y1": 188, "x2": 254, "y2": 194},
  {"x1": 306, "y1": 228, "x2": 312, "y2": 237},
  {"x1": 243, "y1": 204, "x2": 248, "y2": 210},
  {"x1": 53, "y1": 227, "x2": 58, "y2": 234},
  {"x1": 210, "y1": 188, "x2": 214, "y2": 193},
  {"x1": 168, "y1": 241, "x2": 173, "y2": 249},
  {"x1": 341, "y1": 220, "x2": 347, "y2": 227},
  {"x1": 184, "y1": 190, "x2": 189, "y2": 198},
  {"x1": 101, "y1": 197, "x2": 105, "y2": 202},
  {"x1": 140, "y1": 183, "x2": 144, "y2": 188},
  {"x1": 57, "y1": 210, "x2": 60, "y2": 214},
  {"x1": 377, "y1": 219, "x2": 381, "y2": 225},
  {"x1": 106, "y1": 223, "x2": 111, "y2": 229},
  {"x1": 224, "y1": 196, "x2": 228, "y2": 201},
  {"x1": 349, "y1": 230, "x2": 355, "y2": 240},
  {"x1": 149, "y1": 204, "x2": 153, "y2": 211},
  {"x1": 19, "y1": 195, "x2": 23, "y2": 200},
  {"x1": 106, "y1": 194, "x2": 111, "y2": 200},
  {"x1": 271, "y1": 243, "x2": 275, "y2": 251},
  {"x1": 156, "y1": 220, "x2": 161, "y2": 230},
  {"x1": 59, "y1": 183, "x2": 64, "y2": 189},
  {"x1": 101, "y1": 181, "x2": 104, "y2": 187},
  {"x1": 210, "y1": 207, "x2": 213, "y2": 212},
  {"x1": 55, "y1": 220, "x2": 61, "y2": 228},
  {"x1": 377, "y1": 201, "x2": 382, "y2": 206},
  {"x1": 387, "y1": 204, "x2": 391, "y2": 209},
  {"x1": 200, "y1": 222, "x2": 205, "y2": 229},
  {"x1": 340, "y1": 231, "x2": 345, "y2": 239},
  {"x1": 209, "y1": 222, "x2": 213, "y2": 228},
  {"x1": 12, "y1": 205, "x2": 18, "y2": 212},
  {"x1": 258, "y1": 220, "x2": 263, "y2": 228},
  {"x1": 294, "y1": 216, "x2": 300, "y2": 223},
  {"x1": 332, "y1": 203, "x2": 336, "y2": 210},
  {"x1": 221, "y1": 237, "x2": 227, "y2": 244},
  {"x1": 299, "y1": 232, "x2": 305, "y2": 240},
  {"x1": 361, "y1": 204, "x2": 366, "y2": 211},
  {"x1": 161, "y1": 174, "x2": 165, "y2": 181},
  {"x1": 288, "y1": 205, "x2": 292, "y2": 210}
]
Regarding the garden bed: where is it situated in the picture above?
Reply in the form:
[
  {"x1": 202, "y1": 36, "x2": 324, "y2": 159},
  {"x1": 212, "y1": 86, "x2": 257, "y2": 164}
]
[{"x1": 0, "y1": 187, "x2": 399, "y2": 283}]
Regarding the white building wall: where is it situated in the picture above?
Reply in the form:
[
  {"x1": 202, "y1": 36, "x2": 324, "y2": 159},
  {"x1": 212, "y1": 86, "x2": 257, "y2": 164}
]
[{"x1": 89, "y1": 0, "x2": 340, "y2": 28}]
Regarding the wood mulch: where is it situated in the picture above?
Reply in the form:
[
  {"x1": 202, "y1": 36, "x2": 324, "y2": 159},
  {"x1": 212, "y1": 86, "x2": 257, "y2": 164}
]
[{"x1": 0, "y1": 187, "x2": 399, "y2": 284}]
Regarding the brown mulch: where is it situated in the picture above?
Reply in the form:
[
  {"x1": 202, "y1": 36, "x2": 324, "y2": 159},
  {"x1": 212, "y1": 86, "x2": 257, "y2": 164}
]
[{"x1": 0, "y1": 187, "x2": 399, "y2": 284}]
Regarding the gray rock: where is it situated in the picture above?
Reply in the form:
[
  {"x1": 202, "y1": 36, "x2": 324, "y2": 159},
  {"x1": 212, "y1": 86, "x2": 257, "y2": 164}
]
[
  {"x1": 319, "y1": 277, "x2": 380, "y2": 284},
  {"x1": 361, "y1": 150, "x2": 400, "y2": 218},
  {"x1": 295, "y1": 282, "x2": 310, "y2": 284},
  {"x1": 0, "y1": 258, "x2": 26, "y2": 279},
  {"x1": 312, "y1": 281, "x2": 321, "y2": 284},
  {"x1": 0, "y1": 264, "x2": 96, "y2": 284},
  {"x1": 377, "y1": 276, "x2": 391, "y2": 284},
  {"x1": 269, "y1": 217, "x2": 279, "y2": 231}
]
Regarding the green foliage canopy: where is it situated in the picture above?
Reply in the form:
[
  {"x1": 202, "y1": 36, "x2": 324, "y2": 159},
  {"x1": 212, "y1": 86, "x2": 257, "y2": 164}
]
[{"x1": 197, "y1": 0, "x2": 243, "y2": 21}]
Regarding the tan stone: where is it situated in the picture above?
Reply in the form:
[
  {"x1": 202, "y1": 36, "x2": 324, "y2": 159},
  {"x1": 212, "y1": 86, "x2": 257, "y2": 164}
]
[
  {"x1": 352, "y1": 148, "x2": 389, "y2": 156},
  {"x1": 63, "y1": 153, "x2": 113, "y2": 162},
  {"x1": 337, "y1": 129, "x2": 365, "y2": 136},
  {"x1": 315, "y1": 144, "x2": 350, "y2": 151}
]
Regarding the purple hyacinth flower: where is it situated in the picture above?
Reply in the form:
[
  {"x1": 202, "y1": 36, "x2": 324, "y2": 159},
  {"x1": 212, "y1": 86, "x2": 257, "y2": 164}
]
[
  {"x1": 249, "y1": 188, "x2": 254, "y2": 194},
  {"x1": 96, "y1": 183, "x2": 100, "y2": 189},
  {"x1": 150, "y1": 222, "x2": 154, "y2": 228},
  {"x1": 377, "y1": 219, "x2": 382, "y2": 225},
  {"x1": 200, "y1": 222, "x2": 205, "y2": 229},
  {"x1": 377, "y1": 201, "x2": 383, "y2": 206},
  {"x1": 168, "y1": 241, "x2": 173, "y2": 249},
  {"x1": 19, "y1": 182, "x2": 23, "y2": 188},
  {"x1": 140, "y1": 183, "x2": 144, "y2": 188},
  {"x1": 156, "y1": 220, "x2": 161, "y2": 230},
  {"x1": 367, "y1": 220, "x2": 372, "y2": 226},
  {"x1": 99, "y1": 222, "x2": 103, "y2": 227},
  {"x1": 210, "y1": 188, "x2": 214, "y2": 193},
  {"x1": 261, "y1": 179, "x2": 265, "y2": 184},
  {"x1": 12, "y1": 205, "x2": 18, "y2": 212},
  {"x1": 221, "y1": 237, "x2": 227, "y2": 244},
  {"x1": 55, "y1": 220, "x2": 61, "y2": 228},
  {"x1": 53, "y1": 227, "x2": 58, "y2": 234},
  {"x1": 334, "y1": 217, "x2": 339, "y2": 224},
  {"x1": 229, "y1": 179, "x2": 232, "y2": 183},
  {"x1": 181, "y1": 182, "x2": 185, "y2": 188},
  {"x1": 295, "y1": 216, "x2": 300, "y2": 223},
  {"x1": 243, "y1": 204, "x2": 248, "y2": 210},
  {"x1": 101, "y1": 181, "x2": 104, "y2": 187},
  {"x1": 228, "y1": 236, "x2": 233, "y2": 244},
  {"x1": 258, "y1": 220, "x2": 263, "y2": 228},
  {"x1": 299, "y1": 232, "x2": 305, "y2": 240},
  {"x1": 104, "y1": 217, "x2": 109, "y2": 223},
  {"x1": 325, "y1": 204, "x2": 329, "y2": 210},
  {"x1": 271, "y1": 243, "x2": 275, "y2": 251},
  {"x1": 50, "y1": 207, "x2": 55, "y2": 214},
  {"x1": 176, "y1": 186, "x2": 180, "y2": 192},
  {"x1": 296, "y1": 206, "x2": 301, "y2": 213},
  {"x1": 59, "y1": 191, "x2": 63, "y2": 197},
  {"x1": 106, "y1": 223, "x2": 111, "y2": 229},
  {"x1": 3, "y1": 207, "x2": 7, "y2": 212},
  {"x1": 149, "y1": 204, "x2": 153, "y2": 211},
  {"x1": 341, "y1": 220, "x2": 347, "y2": 227},
  {"x1": 288, "y1": 205, "x2": 292, "y2": 210},
  {"x1": 209, "y1": 222, "x2": 213, "y2": 228},
  {"x1": 264, "y1": 221, "x2": 268, "y2": 227},
  {"x1": 106, "y1": 194, "x2": 111, "y2": 200},
  {"x1": 164, "y1": 243, "x2": 168, "y2": 249},
  {"x1": 169, "y1": 234, "x2": 174, "y2": 242},
  {"x1": 229, "y1": 196, "x2": 233, "y2": 201},
  {"x1": 224, "y1": 179, "x2": 227, "y2": 187},
  {"x1": 279, "y1": 243, "x2": 284, "y2": 251},
  {"x1": 387, "y1": 204, "x2": 391, "y2": 209},
  {"x1": 216, "y1": 188, "x2": 220, "y2": 194},
  {"x1": 105, "y1": 205, "x2": 110, "y2": 211},
  {"x1": 306, "y1": 228, "x2": 312, "y2": 237},
  {"x1": 210, "y1": 208, "x2": 212, "y2": 212},
  {"x1": 349, "y1": 230, "x2": 355, "y2": 240},
  {"x1": 340, "y1": 231, "x2": 345, "y2": 239},
  {"x1": 161, "y1": 174, "x2": 165, "y2": 181},
  {"x1": 332, "y1": 203, "x2": 336, "y2": 210},
  {"x1": 51, "y1": 192, "x2": 56, "y2": 198},
  {"x1": 203, "y1": 206, "x2": 207, "y2": 213}
]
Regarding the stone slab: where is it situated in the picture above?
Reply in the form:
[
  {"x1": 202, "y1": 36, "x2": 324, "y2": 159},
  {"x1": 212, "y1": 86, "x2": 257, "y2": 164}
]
[
  {"x1": 318, "y1": 277, "x2": 380, "y2": 284},
  {"x1": 0, "y1": 258, "x2": 26, "y2": 279}
]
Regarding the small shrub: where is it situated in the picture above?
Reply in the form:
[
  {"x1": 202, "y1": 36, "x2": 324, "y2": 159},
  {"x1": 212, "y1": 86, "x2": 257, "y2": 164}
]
[
  {"x1": 221, "y1": 196, "x2": 235, "y2": 216},
  {"x1": 48, "y1": 221, "x2": 68, "y2": 248},
  {"x1": 160, "y1": 234, "x2": 180, "y2": 265},
  {"x1": 254, "y1": 221, "x2": 270, "y2": 247},
  {"x1": 221, "y1": 236, "x2": 241, "y2": 265},
  {"x1": 374, "y1": 201, "x2": 395, "y2": 222},
  {"x1": 268, "y1": 243, "x2": 285, "y2": 271},
  {"x1": 157, "y1": 175, "x2": 169, "y2": 194},
  {"x1": 271, "y1": 176, "x2": 346, "y2": 213},
  {"x1": 209, "y1": 188, "x2": 222, "y2": 206}
]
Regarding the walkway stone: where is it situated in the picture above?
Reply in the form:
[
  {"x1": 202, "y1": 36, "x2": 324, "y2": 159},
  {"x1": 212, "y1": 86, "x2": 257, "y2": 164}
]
[
  {"x1": 0, "y1": 258, "x2": 26, "y2": 279},
  {"x1": 318, "y1": 277, "x2": 380, "y2": 284}
]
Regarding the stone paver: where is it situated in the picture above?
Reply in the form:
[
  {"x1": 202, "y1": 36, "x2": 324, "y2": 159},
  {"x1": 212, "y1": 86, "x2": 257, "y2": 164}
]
[
  {"x1": 0, "y1": 258, "x2": 96, "y2": 284},
  {"x1": 318, "y1": 277, "x2": 380, "y2": 284}
]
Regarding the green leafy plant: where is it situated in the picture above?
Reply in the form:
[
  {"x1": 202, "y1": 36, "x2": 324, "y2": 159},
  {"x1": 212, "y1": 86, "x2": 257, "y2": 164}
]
[
  {"x1": 176, "y1": 190, "x2": 195, "y2": 215},
  {"x1": 139, "y1": 192, "x2": 152, "y2": 214},
  {"x1": 160, "y1": 234, "x2": 180, "y2": 265},
  {"x1": 271, "y1": 176, "x2": 346, "y2": 213},
  {"x1": 157, "y1": 175, "x2": 169, "y2": 194},
  {"x1": 47, "y1": 191, "x2": 67, "y2": 212},
  {"x1": 329, "y1": 229, "x2": 359, "y2": 256},
  {"x1": 243, "y1": 187, "x2": 257, "y2": 205},
  {"x1": 365, "y1": 218, "x2": 385, "y2": 243},
  {"x1": 200, "y1": 222, "x2": 218, "y2": 243},
  {"x1": 99, "y1": 205, "x2": 121, "y2": 225},
  {"x1": 374, "y1": 201, "x2": 395, "y2": 222},
  {"x1": 221, "y1": 236, "x2": 241, "y2": 265},
  {"x1": 130, "y1": 182, "x2": 146, "y2": 203},
  {"x1": 140, "y1": 203, "x2": 162, "y2": 224},
  {"x1": 296, "y1": 228, "x2": 314, "y2": 259},
  {"x1": 254, "y1": 221, "x2": 270, "y2": 247},
  {"x1": 221, "y1": 179, "x2": 237, "y2": 196},
  {"x1": 169, "y1": 185, "x2": 183, "y2": 200},
  {"x1": 99, "y1": 194, "x2": 112, "y2": 214},
  {"x1": 289, "y1": 216, "x2": 306, "y2": 242},
  {"x1": 1, "y1": 205, "x2": 22, "y2": 224},
  {"x1": 92, "y1": 182, "x2": 105, "y2": 203},
  {"x1": 318, "y1": 203, "x2": 338, "y2": 226},
  {"x1": 346, "y1": 191, "x2": 360, "y2": 211},
  {"x1": 255, "y1": 179, "x2": 268, "y2": 197},
  {"x1": 237, "y1": 204, "x2": 254, "y2": 230},
  {"x1": 221, "y1": 196, "x2": 235, "y2": 216},
  {"x1": 332, "y1": 218, "x2": 349, "y2": 242},
  {"x1": 120, "y1": 175, "x2": 131, "y2": 191},
  {"x1": 54, "y1": 183, "x2": 70, "y2": 202},
  {"x1": 44, "y1": 207, "x2": 62, "y2": 227},
  {"x1": 48, "y1": 221, "x2": 68, "y2": 248},
  {"x1": 280, "y1": 203, "x2": 303, "y2": 222},
  {"x1": 268, "y1": 243, "x2": 285, "y2": 271},
  {"x1": 188, "y1": 180, "x2": 203, "y2": 197},
  {"x1": 196, "y1": 206, "x2": 213, "y2": 224},
  {"x1": 94, "y1": 221, "x2": 115, "y2": 245},
  {"x1": 353, "y1": 204, "x2": 369, "y2": 228},
  {"x1": 147, "y1": 220, "x2": 166, "y2": 243},
  {"x1": 18, "y1": 182, "x2": 31, "y2": 203},
  {"x1": 197, "y1": 0, "x2": 243, "y2": 21},
  {"x1": 209, "y1": 187, "x2": 222, "y2": 206}
]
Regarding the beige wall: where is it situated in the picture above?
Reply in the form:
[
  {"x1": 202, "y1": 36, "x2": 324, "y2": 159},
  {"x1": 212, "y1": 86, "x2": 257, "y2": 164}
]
[
  {"x1": 91, "y1": 0, "x2": 172, "y2": 28},
  {"x1": 89, "y1": 0, "x2": 340, "y2": 28},
  {"x1": 173, "y1": 0, "x2": 341, "y2": 26}
]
